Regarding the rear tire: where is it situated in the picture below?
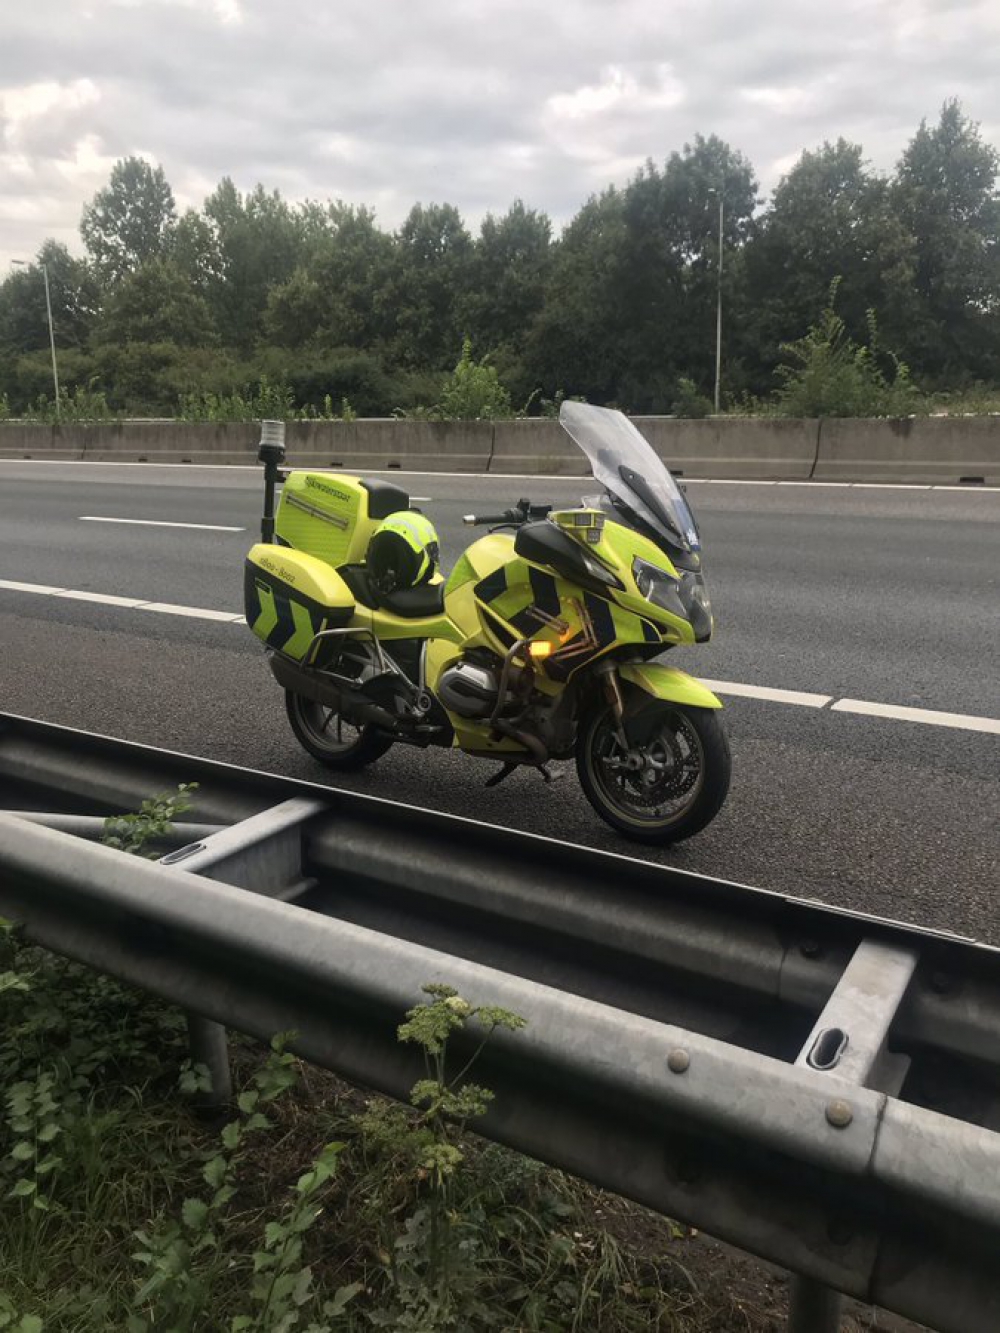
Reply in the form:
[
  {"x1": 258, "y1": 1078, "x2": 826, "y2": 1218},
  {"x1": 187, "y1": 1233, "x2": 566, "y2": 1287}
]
[
  {"x1": 285, "y1": 692, "x2": 394, "y2": 770},
  {"x1": 577, "y1": 700, "x2": 730, "y2": 844}
]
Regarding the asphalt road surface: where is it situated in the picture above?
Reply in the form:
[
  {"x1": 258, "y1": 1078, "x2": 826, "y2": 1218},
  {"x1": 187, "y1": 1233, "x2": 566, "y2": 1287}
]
[{"x1": 1, "y1": 458, "x2": 997, "y2": 943}]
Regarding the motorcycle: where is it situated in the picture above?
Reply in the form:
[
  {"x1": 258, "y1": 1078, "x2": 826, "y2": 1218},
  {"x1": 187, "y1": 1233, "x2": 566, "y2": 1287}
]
[{"x1": 244, "y1": 402, "x2": 730, "y2": 843}]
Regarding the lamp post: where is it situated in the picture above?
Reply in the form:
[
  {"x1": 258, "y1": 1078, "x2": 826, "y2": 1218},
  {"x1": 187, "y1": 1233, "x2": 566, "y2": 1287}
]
[
  {"x1": 11, "y1": 258, "x2": 61, "y2": 419},
  {"x1": 708, "y1": 189, "x2": 724, "y2": 415}
]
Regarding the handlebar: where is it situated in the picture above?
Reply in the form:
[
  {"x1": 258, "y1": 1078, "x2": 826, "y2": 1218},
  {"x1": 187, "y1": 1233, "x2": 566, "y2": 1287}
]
[{"x1": 463, "y1": 498, "x2": 551, "y2": 527}]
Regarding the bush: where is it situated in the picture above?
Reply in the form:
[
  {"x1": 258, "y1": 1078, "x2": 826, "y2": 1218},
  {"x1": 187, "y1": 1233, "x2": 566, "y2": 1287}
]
[
  {"x1": 400, "y1": 339, "x2": 514, "y2": 421},
  {"x1": 774, "y1": 279, "x2": 923, "y2": 418},
  {"x1": 0, "y1": 350, "x2": 99, "y2": 415},
  {"x1": 22, "y1": 387, "x2": 118, "y2": 423},
  {"x1": 266, "y1": 347, "x2": 405, "y2": 418},
  {"x1": 670, "y1": 376, "x2": 714, "y2": 418}
]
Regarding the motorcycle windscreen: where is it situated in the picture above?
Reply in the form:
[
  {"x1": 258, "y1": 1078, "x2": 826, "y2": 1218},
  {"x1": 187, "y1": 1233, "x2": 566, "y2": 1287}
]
[{"x1": 558, "y1": 401, "x2": 701, "y2": 554}]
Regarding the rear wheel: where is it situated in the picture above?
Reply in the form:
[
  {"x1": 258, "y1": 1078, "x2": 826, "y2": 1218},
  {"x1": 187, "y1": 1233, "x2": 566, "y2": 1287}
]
[
  {"x1": 577, "y1": 700, "x2": 730, "y2": 844},
  {"x1": 285, "y1": 692, "x2": 394, "y2": 770}
]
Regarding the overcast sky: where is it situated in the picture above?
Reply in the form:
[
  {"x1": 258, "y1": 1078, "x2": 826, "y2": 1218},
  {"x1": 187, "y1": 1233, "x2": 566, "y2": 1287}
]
[{"x1": 2, "y1": 0, "x2": 999, "y2": 272}]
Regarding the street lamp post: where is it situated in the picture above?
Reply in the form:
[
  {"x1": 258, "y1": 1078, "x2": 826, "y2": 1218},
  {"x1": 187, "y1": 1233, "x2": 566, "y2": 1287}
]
[
  {"x1": 714, "y1": 190, "x2": 723, "y2": 415},
  {"x1": 11, "y1": 259, "x2": 61, "y2": 419}
]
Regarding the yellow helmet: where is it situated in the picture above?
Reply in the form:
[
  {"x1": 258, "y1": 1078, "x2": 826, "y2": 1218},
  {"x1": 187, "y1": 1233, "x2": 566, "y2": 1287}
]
[{"x1": 367, "y1": 511, "x2": 440, "y2": 593}]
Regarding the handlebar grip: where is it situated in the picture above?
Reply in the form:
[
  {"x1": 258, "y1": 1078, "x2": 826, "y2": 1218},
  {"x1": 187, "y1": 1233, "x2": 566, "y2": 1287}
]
[{"x1": 463, "y1": 511, "x2": 519, "y2": 526}]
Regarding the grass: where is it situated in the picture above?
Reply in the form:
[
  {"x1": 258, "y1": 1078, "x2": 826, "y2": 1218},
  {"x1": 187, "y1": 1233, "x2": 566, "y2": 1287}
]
[
  {"x1": 2, "y1": 931, "x2": 725, "y2": 1333},
  {"x1": 0, "y1": 793, "x2": 805, "y2": 1332}
]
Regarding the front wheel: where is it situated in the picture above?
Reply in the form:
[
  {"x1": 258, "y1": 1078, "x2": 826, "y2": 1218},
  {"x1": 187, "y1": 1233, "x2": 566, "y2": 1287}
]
[
  {"x1": 285, "y1": 692, "x2": 394, "y2": 770},
  {"x1": 576, "y1": 701, "x2": 731, "y2": 844}
]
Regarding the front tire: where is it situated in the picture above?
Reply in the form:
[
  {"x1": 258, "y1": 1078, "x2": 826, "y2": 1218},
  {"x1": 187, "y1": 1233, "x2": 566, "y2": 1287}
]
[
  {"x1": 285, "y1": 692, "x2": 394, "y2": 770},
  {"x1": 577, "y1": 700, "x2": 730, "y2": 844}
]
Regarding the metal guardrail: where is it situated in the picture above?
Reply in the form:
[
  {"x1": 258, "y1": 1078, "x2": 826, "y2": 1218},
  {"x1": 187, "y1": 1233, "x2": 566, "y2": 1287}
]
[{"x1": 0, "y1": 711, "x2": 998, "y2": 1333}]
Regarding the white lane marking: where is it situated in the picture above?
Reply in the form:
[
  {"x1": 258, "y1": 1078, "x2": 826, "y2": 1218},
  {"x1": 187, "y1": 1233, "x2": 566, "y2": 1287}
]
[
  {"x1": 1, "y1": 458, "x2": 998, "y2": 490},
  {"x1": 141, "y1": 602, "x2": 245, "y2": 622},
  {"x1": 1, "y1": 575, "x2": 998, "y2": 735},
  {"x1": 0, "y1": 577, "x2": 65, "y2": 595},
  {"x1": 700, "y1": 678, "x2": 833, "y2": 708},
  {"x1": 409, "y1": 496, "x2": 432, "y2": 503},
  {"x1": 54, "y1": 589, "x2": 145, "y2": 608},
  {"x1": 0, "y1": 577, "x2": 240, "y2": 623},
  {"x1": 79, "y1": 516, "x2": 245, "y2": 532},
  {"x1": 831, "y1": 698, "x2": 1000, "y2": 735}
]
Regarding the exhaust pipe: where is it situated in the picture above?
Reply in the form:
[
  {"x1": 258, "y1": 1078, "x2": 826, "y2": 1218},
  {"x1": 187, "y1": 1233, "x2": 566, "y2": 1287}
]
[
  {"x1": 492, "y1": 719, "x2": 549, "y2": 766},
  {"x1": 267, "y1": 653, "x2": 397, "y2": 730}
]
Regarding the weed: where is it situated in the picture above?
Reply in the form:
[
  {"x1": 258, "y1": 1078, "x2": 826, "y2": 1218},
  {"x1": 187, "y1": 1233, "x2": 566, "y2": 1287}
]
[
  {"x1": 101, "y1": 782, "x2": 198, "y2": 858},
  {"x1": 0, "y1": 798, "x2": 707, "y2": 1332}
]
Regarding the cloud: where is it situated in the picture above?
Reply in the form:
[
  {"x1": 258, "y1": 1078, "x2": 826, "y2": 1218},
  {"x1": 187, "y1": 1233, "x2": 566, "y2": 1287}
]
[{"x1": 1, "y1": 0, "x2": 998, "y2": 270}]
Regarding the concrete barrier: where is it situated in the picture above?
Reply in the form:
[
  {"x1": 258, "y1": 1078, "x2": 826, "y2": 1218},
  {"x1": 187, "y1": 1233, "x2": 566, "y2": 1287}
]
[
  {"x1": 0, "y1": 423, "x2": 88, "y2": 461},
  {"x1": 490, "y1": 417, "x2": 819, "y2": 479},
  {"x1": 635, "y1": 417, "x2": 820, "y2": 480},
  {"x1": 490, "y1": 419, "x2": 587, "y2": 475},
  {"x1": 0, "y1": 420, "x2": 495, "y2": 472},
  {"x1": 0, "y1": 417, "x2": 996, "y2": 483},
  {"x1": 0, "y1": 422, "x2": 259, "y2": 465},
  {"x1": 282, "y1": 420, "x2": 493, "y2": 472},
  {"x1": 813, "y1": 417, "x2": 1000, "y2": 485}
]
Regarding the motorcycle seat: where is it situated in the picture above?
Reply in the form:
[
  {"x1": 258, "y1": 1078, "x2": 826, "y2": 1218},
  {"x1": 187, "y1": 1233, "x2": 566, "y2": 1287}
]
[
  {"x1": 338, "y1": 564, "x2": 446, "y2": 619},
  {"x1": 379, "y1": 582, "x2": 446, "y2": 618}
]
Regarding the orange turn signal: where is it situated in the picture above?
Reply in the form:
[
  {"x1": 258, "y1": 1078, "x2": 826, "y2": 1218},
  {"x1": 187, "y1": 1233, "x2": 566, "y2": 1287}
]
[{"x1": 528, "y1": 640, "x2": 554, "y2": 659}]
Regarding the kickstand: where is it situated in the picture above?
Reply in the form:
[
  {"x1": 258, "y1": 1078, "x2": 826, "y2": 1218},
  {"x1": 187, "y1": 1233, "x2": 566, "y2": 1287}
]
[{"x1": 485, "y1": 762, "x2": 519, "y2": 789}]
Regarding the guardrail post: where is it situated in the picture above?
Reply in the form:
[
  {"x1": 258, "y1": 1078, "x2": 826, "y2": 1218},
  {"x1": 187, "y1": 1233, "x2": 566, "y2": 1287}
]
[
  {"x1": 186, "y1": 1014, "x2": 232, "y2": 1110},
  {"x1": 788, "y1": 1277, "x2": 842, "y2": 1332},
  {"x1": 164, "y1": 801, "x2": 323, "y2": 1111},
  {"x1": 784, "y1": 938, "x2": 919, "y2": 1331}
]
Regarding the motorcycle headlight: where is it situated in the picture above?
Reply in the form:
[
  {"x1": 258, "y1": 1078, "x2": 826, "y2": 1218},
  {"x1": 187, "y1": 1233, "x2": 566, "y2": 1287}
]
[
  {"x1": 632, "y1": 557, "x2": 686, "y2": 617},
  {"x1": 679, "y1": 571, "x2": 713, "y2": 641},
  {"x1": 632, "y1": 558, "x2": 714, "y2": 640}
]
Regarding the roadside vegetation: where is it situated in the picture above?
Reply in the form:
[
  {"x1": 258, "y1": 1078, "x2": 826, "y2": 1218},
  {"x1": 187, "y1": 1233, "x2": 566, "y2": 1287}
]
[
  {"x1": 0, "y1": 789, "x2": 745, "y2": 1333},
  {"x1": 1, "y1": 101, "x2": 997, "y2": 422}
]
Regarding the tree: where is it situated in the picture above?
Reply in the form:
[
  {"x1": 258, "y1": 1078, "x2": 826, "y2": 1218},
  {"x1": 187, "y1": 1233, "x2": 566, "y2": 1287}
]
[
  {"x1": 526, "y1": 188, "x2": 630, "y2": 403},
  {"x1": 93, "y1": 258, "x2": 216, "y2": 348},
  {"x1": 892, "y1": 100, "x2": 1000, "y2": 381},
  {"x1": 463, "y1": 201, "x2": 553, "y2": 354},
  {"x1": 263, "y1": 203, "x2": 394, "y2": 351},
  {"x1": 80, "y1": 157, "x2": 176, "y2": 284},
  {"x1": 528, "y1": 136, "x2": 757, "y2": 410},
  {"x1": 386, "y1": 203, "x2": 474, "y2": 369},
  {"x1": 619, "y1": 136, "x2": 757, "y2": 407},
  {"x1": 202, "y1": 180, "x2": 304, "y2": 349},
  {"x1": 741, "y1": 140, "x2": 915, "y2": 388},
  {"x1": 0, "y1": 240, "x2": 99, "y2": 353},
  {"x1": 170, "y1": 208, "x2": 221, "y2": 296}
]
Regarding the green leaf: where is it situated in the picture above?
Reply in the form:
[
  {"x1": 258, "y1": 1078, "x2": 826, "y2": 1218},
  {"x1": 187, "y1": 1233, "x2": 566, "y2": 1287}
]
[
  {"x1": 237, "y1": 1090, "x2": 259, "y2": 1114},
  {"x1": 10, "y1": 1141, "x2": 34, "y2": 1162},
  {"x1": 325, "y1": 1282, "x2": 363, "y2": 1315},
  {"x1": 292, "y1": 1266, "x2": 313, "y2": 1305},
  {"x1": 220, "y1": 1120, "x2": 241, "y2": 1151},
  {"x1": 181, "y1": 1198, "x2": 209, "y2": 1231},
  {"x1": 230, "y1": 1318, "x2": 252, "y2": 1331},
  {"x1": 36, "y1": 1123, "x2": 62, "y2": 1143},
  {"x1": 9, "y1": 1179, "x2": 36, "y2": 1198},
  {"x1": 17, "y1": 1318, "x2": 44, "y2": 1333},
  {"x1": 203, "y1": 1155, "x2": 227, "y2": 1188}
]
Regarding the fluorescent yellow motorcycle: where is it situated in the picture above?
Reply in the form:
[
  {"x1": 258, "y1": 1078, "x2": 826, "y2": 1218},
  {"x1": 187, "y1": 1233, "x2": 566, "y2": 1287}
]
[{"x1": 244, "y1": 403, "x2": 730, "y2": 843}]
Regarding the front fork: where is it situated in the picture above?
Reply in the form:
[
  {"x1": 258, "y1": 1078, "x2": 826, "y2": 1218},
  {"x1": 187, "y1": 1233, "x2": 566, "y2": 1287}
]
[{"x1": 595, "y1": 660, "x2": 629, "y2": 749}]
